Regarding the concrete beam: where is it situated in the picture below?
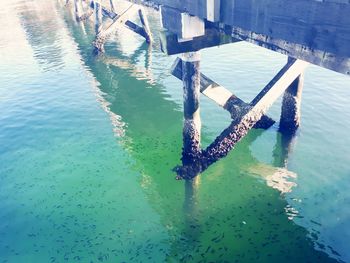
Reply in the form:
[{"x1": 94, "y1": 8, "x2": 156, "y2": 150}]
[
  {"x1": 159, "y1": 27, "x2": 239, "y2": 55},
  {"x1": 160, "y1": 6, "x2": 205, "y2": 40},
  {"x1": 181, "y1": 52, "x2": 202, "y2": 166},
  {"x1": 126, "y1": 0, "x2": 350, "y2": 75}
]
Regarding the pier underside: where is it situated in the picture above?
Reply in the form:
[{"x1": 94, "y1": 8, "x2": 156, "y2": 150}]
[{"x1": 67, "y1": 0, "x2": 349, "y2": 179}]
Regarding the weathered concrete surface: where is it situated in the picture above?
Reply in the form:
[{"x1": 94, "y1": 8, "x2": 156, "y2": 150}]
[
  {"x1": 279, "y1": 73, "x2": 304, "y2": 134},
  {"x1": 181, "y1": 52, "x2": 202, "y2": 167},
  {"x1": 175, "y1": 58, "x2": 309, "y2": 179},
  {"x1": 128, "y1": 0, "x2": 350, "y2": 75},
  {"x1": 159, "y1": 27, "x2": 239, "y2": 55}
]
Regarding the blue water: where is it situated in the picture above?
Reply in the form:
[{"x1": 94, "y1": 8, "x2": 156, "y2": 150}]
[{"x1": 0, "y1": 0, "x2": 350, "y2": 262}]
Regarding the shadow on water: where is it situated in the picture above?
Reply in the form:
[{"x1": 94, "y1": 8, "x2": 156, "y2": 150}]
[
  {"x1": 17, "y1": 0, "x2": 65, "y2": 72},
  {"x1": 41, "y1": 2, "x2": 344, "y2": 262}
]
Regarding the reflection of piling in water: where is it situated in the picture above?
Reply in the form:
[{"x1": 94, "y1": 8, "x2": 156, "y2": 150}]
[
  {"x1": 94, "y1": 1, "x2": 102, "y2": 35},
  {"x1": 183, "y1": 178, "x2": 201, "y2": 247},
  {"x1": 109, "y1": 0, "x2": 115, "y2": 13},
  {"x1": 74, "y1": 0, "x2": 83, "y2": 21},
  {"x1": 273, "y1": 131, "x2": 298, "y2": 168},
  {"x1": 74, "y1": 0, "x2": 93, "y2": 22},
  {"x1": 102, "y1": 55, "x2": 155, "y2": 84},
  {"x1": 88, "y1": 0, "x2": 153, "y2": 54}
]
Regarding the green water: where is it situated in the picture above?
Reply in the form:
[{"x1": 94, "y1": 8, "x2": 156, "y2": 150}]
[{"x1": 1, "y1": 1, "x2": 350, "y2": 262}]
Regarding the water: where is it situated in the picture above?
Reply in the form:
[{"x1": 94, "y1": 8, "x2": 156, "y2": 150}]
[{"x1": 0, "y1": 0, "x2": 350, "y2": 262}]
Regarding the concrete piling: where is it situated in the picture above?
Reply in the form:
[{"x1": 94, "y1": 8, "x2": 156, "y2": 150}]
[
  {"x1": 181, "y1": 52, "x2": 202, "y2": 167},
  {"x1": 280, "y1": 71, "x2": 304, "y2": 134}
]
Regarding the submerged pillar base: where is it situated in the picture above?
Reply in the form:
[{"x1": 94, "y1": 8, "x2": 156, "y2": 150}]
[{"x1": 279, "y1": 72, "x2": 304, "y2": 134}]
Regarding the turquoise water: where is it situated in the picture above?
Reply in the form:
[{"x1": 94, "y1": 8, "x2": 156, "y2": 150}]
[{"x1": 1, "y1": 0, "x2": 350, "y2": 262}]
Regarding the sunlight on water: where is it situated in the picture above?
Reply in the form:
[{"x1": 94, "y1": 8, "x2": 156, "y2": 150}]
[{"x1": 0, "y1": 0, "x2": 350, "y2": 262}]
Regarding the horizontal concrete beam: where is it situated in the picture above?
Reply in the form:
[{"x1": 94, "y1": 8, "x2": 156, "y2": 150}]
[
  {"x1": 229, "y1": 26, "x2": 350, "y2": 76},
  {"x1": 125, "y1": 0, "x2": 350, "y2": 75},
  {"x1": 160, "y1": 6, "x2": 205, "y2": 40},
  {"x1": 159, "y1": 27, "x2": 239, "y2": 55}
]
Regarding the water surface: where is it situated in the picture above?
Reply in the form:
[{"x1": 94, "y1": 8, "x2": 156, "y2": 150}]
[{"x1": 0, "y1": 1, "x2": 350, "y2": 262}]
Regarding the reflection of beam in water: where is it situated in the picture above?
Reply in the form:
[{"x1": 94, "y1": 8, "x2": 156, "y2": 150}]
[
  {"x1": 249, "y1": 164, "x2": 297, "y2": 194},
  {"x1": 91, "y1": 78, "x2": 127, "y2": 137},
  {"x1": 266, "y1": 168, "x2": 297, "y2": 194},
  {"x1": 101, "y1": 52, "x2": 155, "y2": 85},
  {"x1": 248, "y1": 132, "x2": 299, "y2": 194},
  {"x1": 59, "y1": 0, "x2": 127, "y2": 138}
]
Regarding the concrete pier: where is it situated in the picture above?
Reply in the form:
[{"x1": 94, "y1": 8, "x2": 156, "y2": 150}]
[{"x1": 62, "y1": 0, "x2": 350, "y2": 180}]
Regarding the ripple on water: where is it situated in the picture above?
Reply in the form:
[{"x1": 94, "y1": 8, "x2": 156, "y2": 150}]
[{"x1": 1, "y1": 0, "x2": 350, "y2": 262}]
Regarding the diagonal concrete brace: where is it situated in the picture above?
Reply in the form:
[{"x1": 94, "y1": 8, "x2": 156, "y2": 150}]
[{"x1": 171, "y1": 57, "x2": 275, "y2": 129}]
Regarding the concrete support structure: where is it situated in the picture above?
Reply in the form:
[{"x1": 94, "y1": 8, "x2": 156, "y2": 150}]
[
  {"x1": 279, "y1": 71, "x2": 304, "y2": 134},
  {"x1": 94, "y1": 4, "x2": 138, "y2": 53},
  {"x1": 175, "y1": 58, "x2": 309, "y2": 179},
  {"x1": 181, "y1": 52, "x2": 202, "y2": 168},
  {"x1": 64, "y1": 0, "x2": 349, "y2": 181},
  {"x1": 99, "y1": 5, "x2": 152, "y2": 42},
  {"x1": 159, "y1": 27, "x2": 239, "y2": 55},
  {"x1": 94, "y1": 1, "x2": 103, "y2": 35},
  {"x1": 91, "y1": 1, "x2": 153, "y2": 53},
  {"x1": 74, "y1": 0, "x2": 83, "y2": 21},
  {"x1": 74, "y1": 0, "x2": 93, "y2": 21},
  {"x1": 138, "y1": 7, "x2": 153, "y2": 43}
]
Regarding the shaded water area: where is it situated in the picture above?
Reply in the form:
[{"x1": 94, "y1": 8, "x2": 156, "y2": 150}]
[{"x1": 1, "y1": 0, "x2": 350, "y2": 262}]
